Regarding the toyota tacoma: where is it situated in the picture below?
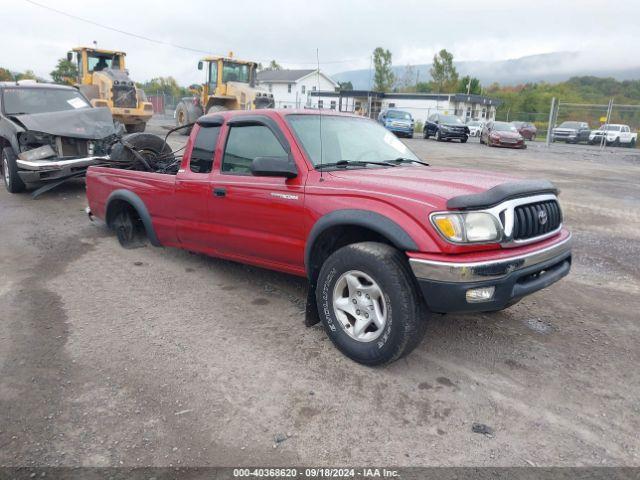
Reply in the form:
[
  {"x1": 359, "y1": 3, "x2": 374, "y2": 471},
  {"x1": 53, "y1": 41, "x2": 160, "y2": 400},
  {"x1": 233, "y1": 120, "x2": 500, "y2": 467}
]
[{"x1": 85, "y1": 110, "x2": 572, "y2": 365}]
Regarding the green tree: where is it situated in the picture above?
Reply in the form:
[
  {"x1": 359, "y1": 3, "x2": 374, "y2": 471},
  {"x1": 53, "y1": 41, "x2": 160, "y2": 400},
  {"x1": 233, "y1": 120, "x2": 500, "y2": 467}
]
[
  {"x1": 50, "y1": 57, "x2": 78, "y2": 85},
  {"x1": 458, "y1": 75, "x2": 481, "y2": 95},
  {"x1": 416, "y1": 81, "x2": 433, "y2": 93},
  {"x1": 430, "y1": 49, "x2": 458, "y2": 93},
  {"x1": 0, "y1": 67, "x2": 13, "y2": 81},
  {"x1": 15, "y1": 70, "x2": 36, "y2": 81},
  {"x1": 138, "y1": 76, "x2": 188, "y2": 98},
  {"x1": 338, "y1": 81, "x2": 353, "y2": 91},
  {"x1": 372, "y1": 47, "x2": 394, "y2": 92}
]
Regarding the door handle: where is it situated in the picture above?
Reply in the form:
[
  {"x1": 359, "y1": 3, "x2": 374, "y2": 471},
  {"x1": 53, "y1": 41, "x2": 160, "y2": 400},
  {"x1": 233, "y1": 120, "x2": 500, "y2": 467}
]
[{"x1": 213, "y1": 187, "x2": 226, "y2": 197}]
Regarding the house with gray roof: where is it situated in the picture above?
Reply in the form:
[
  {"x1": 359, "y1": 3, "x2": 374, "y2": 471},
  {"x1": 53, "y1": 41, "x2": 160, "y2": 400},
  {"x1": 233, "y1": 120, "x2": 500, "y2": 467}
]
[{"x1": 256, "y1": 69, "x2": 338, "y2": 109}]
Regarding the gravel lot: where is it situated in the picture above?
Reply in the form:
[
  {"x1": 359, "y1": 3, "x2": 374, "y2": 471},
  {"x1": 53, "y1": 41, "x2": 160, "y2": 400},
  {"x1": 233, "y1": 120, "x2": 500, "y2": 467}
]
[{"x1": 1, "y1": 116, "x2": 639, "y2": 468}]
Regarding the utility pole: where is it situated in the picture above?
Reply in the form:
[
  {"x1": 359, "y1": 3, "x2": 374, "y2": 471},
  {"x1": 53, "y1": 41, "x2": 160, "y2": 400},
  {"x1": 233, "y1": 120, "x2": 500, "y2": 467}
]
[{"x1": 546, "y1": 97, "x2": 556, "y2": 147}]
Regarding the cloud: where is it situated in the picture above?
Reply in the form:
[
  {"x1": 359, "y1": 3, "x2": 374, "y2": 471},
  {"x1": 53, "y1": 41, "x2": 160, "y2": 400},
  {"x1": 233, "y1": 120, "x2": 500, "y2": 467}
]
[{"x1": 2, "y1": 0, "x2": 639, "y2": 85}]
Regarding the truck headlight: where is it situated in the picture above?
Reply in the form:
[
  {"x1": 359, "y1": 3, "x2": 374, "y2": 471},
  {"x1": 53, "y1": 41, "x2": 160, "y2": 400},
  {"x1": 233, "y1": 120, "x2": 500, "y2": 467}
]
[{"x1": 431, "y1": 212, "x2": 502, "y2": 243}]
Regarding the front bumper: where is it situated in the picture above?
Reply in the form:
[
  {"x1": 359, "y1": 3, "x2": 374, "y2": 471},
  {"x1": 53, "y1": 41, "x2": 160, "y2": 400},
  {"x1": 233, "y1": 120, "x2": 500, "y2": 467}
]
[
  {"x1": 440, "y1": 129, "x2": 468, "y2": 139},
  {"x1": 16, "y1": 156, "x2": 106, "y2": 183},
  {"x1": 385, "y1": 125, "x2": 414, "y2": 135},
  {"x1": 409, "y1": 234, "x2": 572, "y2": 313}
]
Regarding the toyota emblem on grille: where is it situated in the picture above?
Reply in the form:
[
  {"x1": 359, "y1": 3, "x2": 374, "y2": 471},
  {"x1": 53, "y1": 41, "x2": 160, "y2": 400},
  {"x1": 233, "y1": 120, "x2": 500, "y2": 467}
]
[{"x1": 538, "y1": 210, "x2": 548, "y2": 225}]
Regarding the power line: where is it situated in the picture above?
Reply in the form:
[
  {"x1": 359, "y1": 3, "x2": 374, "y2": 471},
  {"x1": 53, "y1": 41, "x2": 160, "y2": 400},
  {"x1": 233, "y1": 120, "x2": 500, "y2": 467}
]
[{"x1": 23, "y1": 0, "x2": 366, "y2": 66}]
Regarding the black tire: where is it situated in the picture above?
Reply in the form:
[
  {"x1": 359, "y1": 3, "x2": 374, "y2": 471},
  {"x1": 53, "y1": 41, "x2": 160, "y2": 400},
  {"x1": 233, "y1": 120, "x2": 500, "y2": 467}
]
[
  {"x1": 111, "y1": 206, "x2": 147, "y2": 249},
  {"x1": 125, "y1": 123, "x2": 146, "y2": 133},
  {"x1": 435, "y1": 130, "x2": 443, "y2": 141},
  {"x1": 316, "y1": 242, "x2": 429, "y2": 366},
  {"x1": 2, "y1": 146, "x2": 26, "y2": 193},
  {"x1": 423, "y1": 129, "x2": 429, "y2": 140},
  {"x1": 110, "y1": 133, "x2": 174, "y2": 171},
  {"x1": 479, "y1": 135, "x2": 485, "y2": 145},
  {"x1": 630, "y1": 138, "x2": 637, "y2": 148},
  {"x1": 406, "y1": 132, "x2": 413, "y2": 139},
  {"x1": 613, "y1": 137, "x2": 620, "y2": 147},
  {"x1": 460, "y1": 136, "x2": 468, "y2": 143}
]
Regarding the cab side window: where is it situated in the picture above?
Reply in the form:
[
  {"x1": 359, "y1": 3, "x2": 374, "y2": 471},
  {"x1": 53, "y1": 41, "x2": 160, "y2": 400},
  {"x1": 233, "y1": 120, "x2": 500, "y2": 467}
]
[
  {"x1": 190, "y1": 126, "x2": 220, "y2": 174},
  {"x1": 222, "y1": 125, "x2": 287, "y2": 175}
]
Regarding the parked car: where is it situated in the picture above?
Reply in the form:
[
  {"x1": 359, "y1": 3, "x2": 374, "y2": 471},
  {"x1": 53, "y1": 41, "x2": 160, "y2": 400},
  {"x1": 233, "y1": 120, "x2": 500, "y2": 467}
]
[
  {"x1": 480, "y1": 121, "x2": 526, "y2": 148},
  {"x1": 589, "y1": 124, "x2": 637, "y2": 147},
  {"x1": 0, "y1": 81, "x2": 118, "y2": 193},
  {"x1": 86, "y1": 109, "x2": 571, "y2": 366},
  {"x1": 377, "y1": 109, "x2": 414, "y2": 138},
  {"x1": 512, "y1": 121, "x2": 537, "y2": 140},
  {"x1": 466, "y1": 120, "x2": 484, "y2": 137},
  {"x1": 423, "y1": 113, "x2": 469, "y2": 142},
  {"x1": 551, "y1": 121, "x2": 590, "y2": 143}
]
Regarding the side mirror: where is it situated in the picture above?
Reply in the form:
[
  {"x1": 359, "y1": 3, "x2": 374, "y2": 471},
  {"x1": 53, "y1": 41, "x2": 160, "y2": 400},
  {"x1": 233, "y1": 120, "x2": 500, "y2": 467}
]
[
  {"x1": 251, "y1": 156, "x2": 297, "y2": 179},
  {"x1": 67, "y1": 52, "x2": 73, "y2": 62},
  {"x1": 197, "y1": 61, "x2": 203, "y2": 71}
]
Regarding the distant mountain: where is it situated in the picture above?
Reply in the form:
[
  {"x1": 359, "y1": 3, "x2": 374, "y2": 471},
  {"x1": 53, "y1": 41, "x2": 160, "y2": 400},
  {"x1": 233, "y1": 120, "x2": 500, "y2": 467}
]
[{"x1": 332, "y1": 52, "x2": 640, "y2": 90}]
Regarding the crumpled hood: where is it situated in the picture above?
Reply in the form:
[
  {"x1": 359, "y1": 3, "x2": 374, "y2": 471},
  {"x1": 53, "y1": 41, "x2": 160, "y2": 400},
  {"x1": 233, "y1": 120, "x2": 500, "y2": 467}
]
[
  {"x1": 327, "y1": 166, "x2": 519, "y2": 208},
  {"x1": 10, "y1": 107, "x2": 116, "y2": 139}
]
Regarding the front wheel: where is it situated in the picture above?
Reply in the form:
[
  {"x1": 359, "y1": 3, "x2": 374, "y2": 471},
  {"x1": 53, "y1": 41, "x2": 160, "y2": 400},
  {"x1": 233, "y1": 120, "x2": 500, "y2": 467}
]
[
  {"x1": 2, "y1": 146, "x2": 26, "y2": 193},
  {"x1": 460, "y1": 136, "x2": 468, "y2": 143},
  {"x1": 316, "y1": 242, "x2": 428, "y2": 366},
  {"x1": 435, "y1": 130, "x2": 442, "y2": 141},
  {"x1": 423, "y1": 129, "x2": 429, "y2": 139}
]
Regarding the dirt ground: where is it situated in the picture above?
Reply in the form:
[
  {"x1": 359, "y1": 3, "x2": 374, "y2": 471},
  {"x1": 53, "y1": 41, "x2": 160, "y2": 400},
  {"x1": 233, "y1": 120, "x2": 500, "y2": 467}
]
[{"x1": 1, "y1": 117, "x2": 639, "y2": 468}]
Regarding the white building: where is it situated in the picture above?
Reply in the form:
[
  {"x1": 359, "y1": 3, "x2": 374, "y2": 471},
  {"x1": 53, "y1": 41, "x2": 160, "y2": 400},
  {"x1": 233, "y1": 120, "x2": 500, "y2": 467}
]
[
  {"x1": 308, "y1": 90, "x2": 501, "y2": 123},
  {"x1": 256, "y1": 69, "x2": 339, "y2": 109}
]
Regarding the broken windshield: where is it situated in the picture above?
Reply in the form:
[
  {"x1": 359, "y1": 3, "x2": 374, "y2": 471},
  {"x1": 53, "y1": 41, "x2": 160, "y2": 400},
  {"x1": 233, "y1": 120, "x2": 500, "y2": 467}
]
[{"x1": 2, "y1": 88, "x2": 91, "y2": 115}]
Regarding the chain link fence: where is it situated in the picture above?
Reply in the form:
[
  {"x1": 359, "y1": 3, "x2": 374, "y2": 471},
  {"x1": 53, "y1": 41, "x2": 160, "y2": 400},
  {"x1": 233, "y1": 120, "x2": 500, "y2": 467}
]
[{"x1": 495, "y1": 99, "x2": 639, "y2": 148}]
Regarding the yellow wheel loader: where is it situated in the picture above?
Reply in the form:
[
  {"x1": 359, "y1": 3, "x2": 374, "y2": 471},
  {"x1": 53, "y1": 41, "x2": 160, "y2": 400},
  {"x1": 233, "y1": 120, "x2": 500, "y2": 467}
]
[
  {"x1": 175, "y1": 53, "x2": 274, "y2": 134},
  {"x1": 67, "y1": 47, "x2": 153, "y2": 133}
]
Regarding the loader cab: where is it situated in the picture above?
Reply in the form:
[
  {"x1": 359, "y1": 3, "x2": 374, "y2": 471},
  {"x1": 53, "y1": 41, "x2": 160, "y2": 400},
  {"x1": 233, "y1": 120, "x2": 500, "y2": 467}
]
[
  {"x1": 198, "y1": 55, "x2": 257, "y2": 98},
  {"x1": 68, "y1": 48, "x2": 126, "y2": 84}
]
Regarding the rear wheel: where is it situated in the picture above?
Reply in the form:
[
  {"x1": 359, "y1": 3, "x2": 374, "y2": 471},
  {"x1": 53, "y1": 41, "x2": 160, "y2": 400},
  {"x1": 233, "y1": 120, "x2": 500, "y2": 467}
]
[
  {"x1": 112, "y1": 207, "x2": 147, "y2": 249},
  {"x1": 613, "y1": 137, "x2": 620, "y2": 147},
  {"x1": 316, "y1": 242, "x2": 428, "y2": 366},
  {"x1": 2, "y1": 146, "x2": 26, "y2": 193},
  {"x1": 630, "y1": 138, "x2": 637, "y2": 148}
]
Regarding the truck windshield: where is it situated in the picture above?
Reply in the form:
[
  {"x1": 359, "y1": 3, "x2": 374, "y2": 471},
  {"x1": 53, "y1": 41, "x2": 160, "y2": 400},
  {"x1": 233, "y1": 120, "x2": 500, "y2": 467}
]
[
  {"x1": 222, "y1": 62, "x2": 250, "y2": 83},
  {"x1": 287, "y1": 114, "x2": 420, "y2": 167},
  {"x1": 2, "y1": 87, "x2": 91, "y2": 115}
]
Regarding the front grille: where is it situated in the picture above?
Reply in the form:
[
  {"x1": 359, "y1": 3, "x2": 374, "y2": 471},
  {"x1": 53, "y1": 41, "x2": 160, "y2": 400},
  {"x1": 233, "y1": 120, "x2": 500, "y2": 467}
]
[
  {"x1": 512, "y1": 200, "x2": 562, "y2": 240},
  {"x1": 111, "y1": 85, "x2": 137, "y2": 108}
]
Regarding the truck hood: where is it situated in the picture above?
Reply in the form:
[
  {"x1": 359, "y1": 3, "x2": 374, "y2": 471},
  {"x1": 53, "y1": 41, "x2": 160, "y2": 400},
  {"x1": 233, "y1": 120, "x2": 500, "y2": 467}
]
[
  {"x1": 327, "y1": 166, "x2": 519, "y2": 208},
  {"x1": 9, "y1": 107, "x2": 116, "y2": 139}
]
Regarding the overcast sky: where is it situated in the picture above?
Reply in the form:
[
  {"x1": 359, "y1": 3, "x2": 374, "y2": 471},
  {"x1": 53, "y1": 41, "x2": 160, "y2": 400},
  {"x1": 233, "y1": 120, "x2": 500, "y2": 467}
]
[{"x1": 3, "y1": 0, "x2": 639, "y2": 85}]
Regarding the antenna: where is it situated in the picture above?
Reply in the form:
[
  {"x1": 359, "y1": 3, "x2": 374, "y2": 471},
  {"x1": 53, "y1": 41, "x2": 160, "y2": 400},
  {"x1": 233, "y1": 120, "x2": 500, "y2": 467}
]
[{"x1": 316, "y1": 48, "x2": 324, "y2": 180}]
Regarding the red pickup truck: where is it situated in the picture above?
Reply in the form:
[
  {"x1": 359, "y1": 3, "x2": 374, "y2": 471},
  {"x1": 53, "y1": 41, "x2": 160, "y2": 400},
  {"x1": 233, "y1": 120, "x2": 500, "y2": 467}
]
[{"x1": 85, "y1": 110, "x2": 572, "y2": 365}]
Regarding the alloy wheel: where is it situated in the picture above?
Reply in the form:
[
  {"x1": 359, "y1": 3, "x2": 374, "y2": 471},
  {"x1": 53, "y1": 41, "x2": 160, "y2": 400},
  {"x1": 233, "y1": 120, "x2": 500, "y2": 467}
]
[
  {"x1": 2, "y1": 157, "x2": 9, "y2": 188},
  {"x1": 332, "y1": 270, "x2": 387, "y2": 342}
]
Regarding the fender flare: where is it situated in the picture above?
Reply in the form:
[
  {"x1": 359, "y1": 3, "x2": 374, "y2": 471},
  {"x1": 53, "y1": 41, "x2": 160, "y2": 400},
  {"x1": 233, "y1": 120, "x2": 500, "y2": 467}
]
[
  {"x1": 105, "y1": 189, "x2": 161, "y2": 247},
  {"x1": 304, "y1": 209, "x2": 418, "y2": 278}
]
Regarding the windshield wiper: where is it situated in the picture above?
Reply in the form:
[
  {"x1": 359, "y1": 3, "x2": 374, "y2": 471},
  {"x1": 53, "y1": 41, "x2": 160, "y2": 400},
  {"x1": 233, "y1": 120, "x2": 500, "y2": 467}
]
[
  {"x1": 388, "y1": 157, "x2": 430, "y2": 166},
  {"x1": 316, "y1": 160, "x2": 398, "y2": 170}
]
